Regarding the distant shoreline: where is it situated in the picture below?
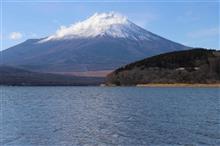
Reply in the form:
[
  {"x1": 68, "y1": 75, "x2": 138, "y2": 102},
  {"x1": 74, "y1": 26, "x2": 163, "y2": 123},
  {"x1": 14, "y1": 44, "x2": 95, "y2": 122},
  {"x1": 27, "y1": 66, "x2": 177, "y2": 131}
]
[
  {"x1": 136, "y1": 83, "x2": 220, "y2": 88},
  {"x1": 1, "y1": 84, "x2": 220, "y2": 87}
]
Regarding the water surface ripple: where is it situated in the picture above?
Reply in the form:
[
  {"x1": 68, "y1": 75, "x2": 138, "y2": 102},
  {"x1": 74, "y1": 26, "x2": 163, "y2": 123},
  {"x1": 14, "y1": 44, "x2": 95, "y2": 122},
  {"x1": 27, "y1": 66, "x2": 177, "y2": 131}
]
[{"x1": 0, "y1": 87, "x2": 219, "y2": 146}]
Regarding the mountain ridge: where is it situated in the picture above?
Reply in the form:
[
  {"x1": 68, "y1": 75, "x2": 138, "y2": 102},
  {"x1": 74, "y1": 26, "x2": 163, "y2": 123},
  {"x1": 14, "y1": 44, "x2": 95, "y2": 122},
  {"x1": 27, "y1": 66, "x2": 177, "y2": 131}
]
[
  {"x1": 1, "y1": 12, "x2": 190, "y2": 75},
  {"x1": 40, "y1": 12, "x2": 159, "y2": 42},
  {"x1": 0, "y1": 66, "x2": 104, "y2": 86}
]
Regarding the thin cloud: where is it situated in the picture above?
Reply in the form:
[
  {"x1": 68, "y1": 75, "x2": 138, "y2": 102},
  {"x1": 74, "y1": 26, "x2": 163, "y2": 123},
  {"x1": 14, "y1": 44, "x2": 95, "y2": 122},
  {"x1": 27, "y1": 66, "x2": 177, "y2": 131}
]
[
  {"x1": 128, "y1": 13, "x2": 157, "y2": 28},
  {"x1": 52, "y1": 19, "x2": 61, "y2": 26},
  {"x1": 177, "y1": 10, "x2": 200, "y2": 23},
  {"x1": 29, "y1": 32, "x2": 38, "y2": 38},
  {"x1": 187, "y1": 27, "x2": 219, "y2": 38},
  {"x1": 9, "y1": 32, "x2": 23, "y2": 40}
]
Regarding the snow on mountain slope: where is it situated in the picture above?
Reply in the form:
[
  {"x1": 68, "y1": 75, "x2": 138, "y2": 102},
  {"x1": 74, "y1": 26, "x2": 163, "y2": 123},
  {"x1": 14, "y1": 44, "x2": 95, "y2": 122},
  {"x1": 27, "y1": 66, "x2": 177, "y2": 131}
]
[
  {"x1": 40, "y1": 12, "x2": 157, "y2": 42},
  {"x1": 2, "y1": 12, "x2": 190, "y2": 75}
]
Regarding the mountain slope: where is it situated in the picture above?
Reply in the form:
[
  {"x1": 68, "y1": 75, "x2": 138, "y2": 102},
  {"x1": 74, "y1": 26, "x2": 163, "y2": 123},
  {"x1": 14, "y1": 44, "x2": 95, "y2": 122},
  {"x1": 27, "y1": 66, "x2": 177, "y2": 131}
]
[
  {"x1": 107, "y1": 49, "x2": 220, "y2": 85},
  {"x1": 0, "y1": 66, "x2": 104, "y2": 86},
  {"x1": 2, "y1": 12, "x2": 189, "y2": 73}
]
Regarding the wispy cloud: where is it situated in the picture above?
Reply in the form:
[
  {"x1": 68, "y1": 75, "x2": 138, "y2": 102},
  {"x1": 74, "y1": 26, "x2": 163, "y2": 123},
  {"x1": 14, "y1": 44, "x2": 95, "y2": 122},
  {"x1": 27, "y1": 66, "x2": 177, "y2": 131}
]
[
  {"x1": 9, "y1": 32, "x2": 23, "y2": 40},
  {"x1": 52, "y1": 19, "x2": 61, "y2": 26},
  {"x1": 187, "y1": 27, "x2": 219, "y2": 38},
  {"x1": 29, "y1": 32, "x2": 38, "y2": 38},
  {"x1": 128, "y1": 12, "x2": 158, "y2": 28},
  {"x1": 177, "y1": 10, "x2": 200, "y2": 23}
]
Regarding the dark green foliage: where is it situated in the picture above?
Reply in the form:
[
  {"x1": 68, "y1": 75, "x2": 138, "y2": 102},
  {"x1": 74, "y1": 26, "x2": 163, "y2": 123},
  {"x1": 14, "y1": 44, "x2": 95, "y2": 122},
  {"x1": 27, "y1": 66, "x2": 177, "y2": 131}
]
[
  {"x1": 107, "y1": 48, "x2": 220, "y2": 85},
  {"x1": 116, "y1": 48, "x2": 214, "y2": 72}
]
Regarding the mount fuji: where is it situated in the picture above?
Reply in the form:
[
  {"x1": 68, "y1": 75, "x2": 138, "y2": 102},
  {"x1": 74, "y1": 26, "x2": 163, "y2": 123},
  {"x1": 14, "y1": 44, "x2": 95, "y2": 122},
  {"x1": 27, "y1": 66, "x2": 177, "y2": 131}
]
[{"x1": 2, "y1": 12, "x2": 190, "y2": 76}]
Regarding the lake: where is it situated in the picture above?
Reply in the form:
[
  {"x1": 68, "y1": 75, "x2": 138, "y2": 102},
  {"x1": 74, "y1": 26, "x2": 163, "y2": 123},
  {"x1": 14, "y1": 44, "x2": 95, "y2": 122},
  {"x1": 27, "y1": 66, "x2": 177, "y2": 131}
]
[{"x1": 0, "y1": 86, "x2": 219, "y2": 146}]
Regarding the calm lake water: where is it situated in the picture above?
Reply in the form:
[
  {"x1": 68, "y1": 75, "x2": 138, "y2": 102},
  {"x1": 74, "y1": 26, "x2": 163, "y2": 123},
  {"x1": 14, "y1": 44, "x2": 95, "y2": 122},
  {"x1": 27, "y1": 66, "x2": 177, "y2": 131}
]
[{"x1": 0, "y1": 86, "x2": 219, "y2": 146}]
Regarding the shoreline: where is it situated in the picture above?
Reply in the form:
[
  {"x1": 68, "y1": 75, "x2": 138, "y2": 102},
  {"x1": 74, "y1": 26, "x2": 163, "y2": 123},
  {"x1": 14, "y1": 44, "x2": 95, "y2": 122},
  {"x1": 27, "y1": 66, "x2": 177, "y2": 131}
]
[
  {"x1": 136, "y1": 83, "x2": 220, "y2": 87},
  {"x1": 1, "y1": 83, "x2": 220, "y2": 88}
]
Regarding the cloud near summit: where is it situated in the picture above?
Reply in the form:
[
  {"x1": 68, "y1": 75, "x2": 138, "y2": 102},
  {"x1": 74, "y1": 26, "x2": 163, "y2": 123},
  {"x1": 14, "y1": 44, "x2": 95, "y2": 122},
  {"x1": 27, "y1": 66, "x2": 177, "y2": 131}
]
[{"x1": 9, "y1": 32, "x2": 23, "y2": 40}]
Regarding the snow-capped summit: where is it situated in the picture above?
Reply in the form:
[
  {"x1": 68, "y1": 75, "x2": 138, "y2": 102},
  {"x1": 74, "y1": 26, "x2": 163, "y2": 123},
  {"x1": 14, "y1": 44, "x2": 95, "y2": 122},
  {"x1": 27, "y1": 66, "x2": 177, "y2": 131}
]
[
  {"x1": 41, "y1": 12, "x2": 155, "y2": 42},
  {"x1": 3, "y1": 12, "x2": 189, "y2": 74}
]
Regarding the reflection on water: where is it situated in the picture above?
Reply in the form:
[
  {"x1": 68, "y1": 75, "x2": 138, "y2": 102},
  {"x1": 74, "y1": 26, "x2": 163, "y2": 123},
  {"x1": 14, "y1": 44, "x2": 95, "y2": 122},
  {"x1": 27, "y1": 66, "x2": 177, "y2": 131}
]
[{"x1": 0, "y1": 87, "x2": 220, "y2": 146}]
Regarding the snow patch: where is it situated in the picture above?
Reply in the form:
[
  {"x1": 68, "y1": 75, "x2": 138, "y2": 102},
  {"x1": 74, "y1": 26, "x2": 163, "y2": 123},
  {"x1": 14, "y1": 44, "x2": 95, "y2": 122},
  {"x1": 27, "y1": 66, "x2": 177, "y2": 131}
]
[{"x1": 39, "y1": 12, "x2": 157, "y2": 43}]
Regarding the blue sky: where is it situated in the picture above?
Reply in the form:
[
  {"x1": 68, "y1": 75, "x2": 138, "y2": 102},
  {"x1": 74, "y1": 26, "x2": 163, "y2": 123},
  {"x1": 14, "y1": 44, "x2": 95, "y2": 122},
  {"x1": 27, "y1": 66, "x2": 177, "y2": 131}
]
[{"x1": 1, "y1": 0, "x2": 219, "y2": 50}]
